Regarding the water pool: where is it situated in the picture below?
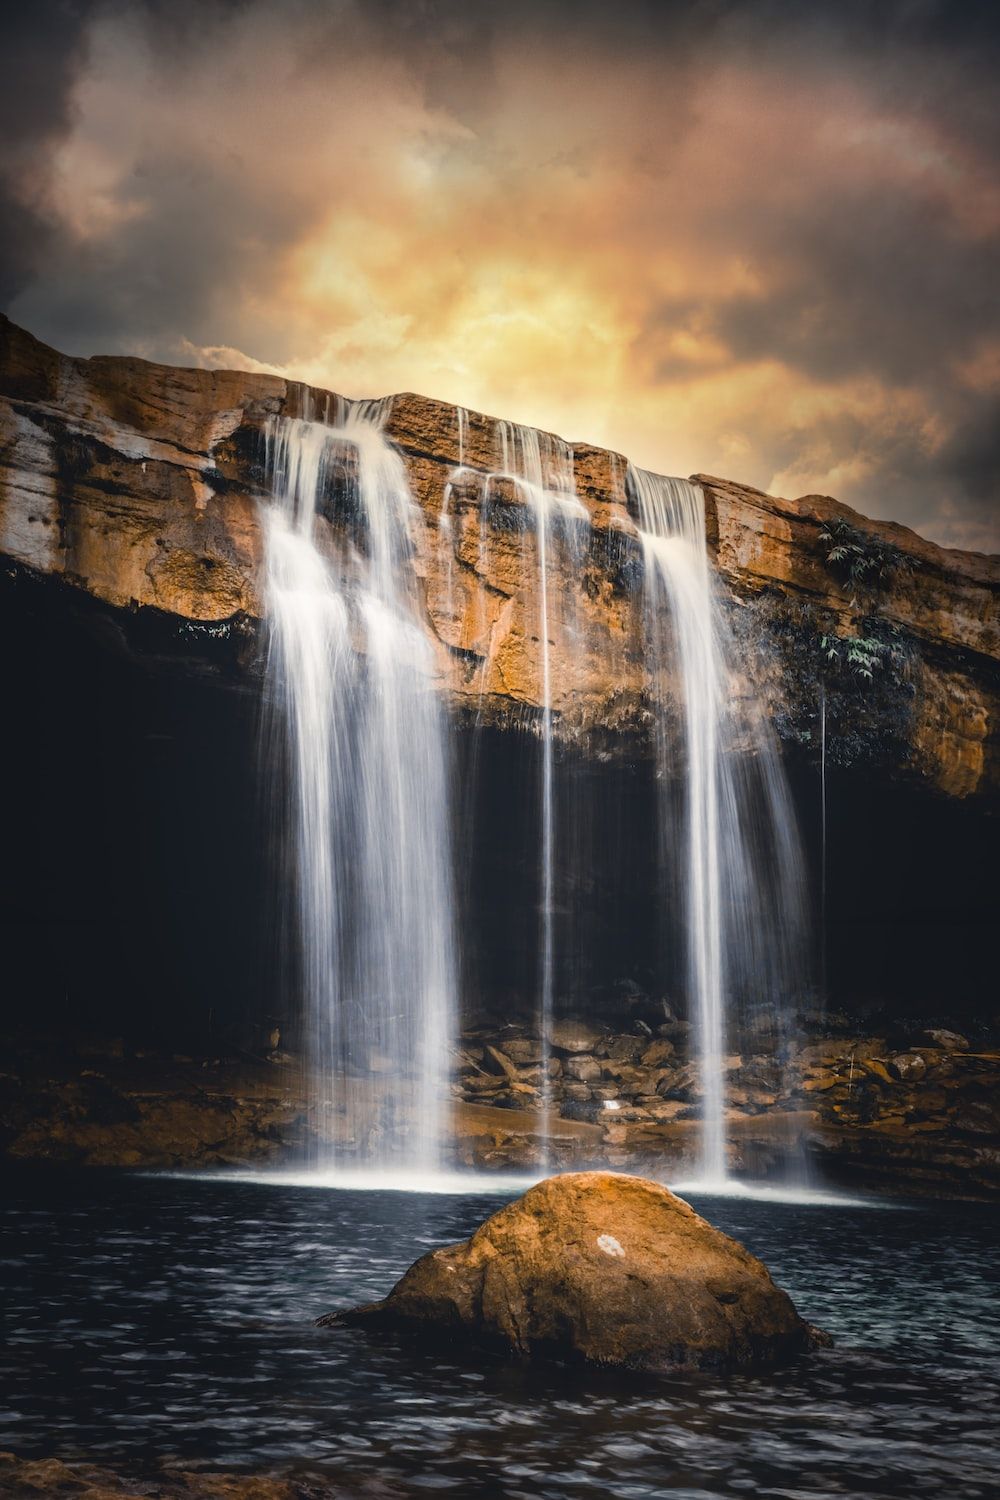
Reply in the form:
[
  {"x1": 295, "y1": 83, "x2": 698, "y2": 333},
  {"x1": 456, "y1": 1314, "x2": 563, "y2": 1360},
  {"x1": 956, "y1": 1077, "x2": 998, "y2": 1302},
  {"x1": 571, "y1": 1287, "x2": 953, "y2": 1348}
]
[{"x1": 1, "y1": 1171, "x2": 997, "y2": 1498}]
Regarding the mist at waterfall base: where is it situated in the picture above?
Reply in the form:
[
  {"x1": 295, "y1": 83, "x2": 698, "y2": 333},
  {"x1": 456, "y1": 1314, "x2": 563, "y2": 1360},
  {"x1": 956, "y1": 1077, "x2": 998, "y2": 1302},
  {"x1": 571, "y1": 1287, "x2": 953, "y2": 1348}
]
[{"x1": 3, "y1": 1170, "x2": 997, "y2": 1500}]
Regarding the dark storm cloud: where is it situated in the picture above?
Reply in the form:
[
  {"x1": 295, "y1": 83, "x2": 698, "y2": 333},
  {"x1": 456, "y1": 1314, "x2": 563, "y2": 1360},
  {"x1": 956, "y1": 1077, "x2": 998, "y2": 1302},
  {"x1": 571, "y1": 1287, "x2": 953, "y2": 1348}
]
[
  {"x1": 0, "y1": 0, "x2": 95, "y2": 303},
  {"x1": 22, "y1": 141, "x2": 318, "y2": 352},
  {"x1": 934, "y1": 396, "x2": 1000, "y2": 515},
  {"x1": 653, "y1": 185, "x2": 1000, "y2": 389}
]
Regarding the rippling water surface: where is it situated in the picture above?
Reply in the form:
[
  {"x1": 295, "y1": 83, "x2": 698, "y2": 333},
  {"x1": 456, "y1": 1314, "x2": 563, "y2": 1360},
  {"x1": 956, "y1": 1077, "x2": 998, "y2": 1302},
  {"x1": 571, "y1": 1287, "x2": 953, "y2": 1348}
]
[{"x1": 1, "y1": 1171, "x2": 997, "y2": 1498}]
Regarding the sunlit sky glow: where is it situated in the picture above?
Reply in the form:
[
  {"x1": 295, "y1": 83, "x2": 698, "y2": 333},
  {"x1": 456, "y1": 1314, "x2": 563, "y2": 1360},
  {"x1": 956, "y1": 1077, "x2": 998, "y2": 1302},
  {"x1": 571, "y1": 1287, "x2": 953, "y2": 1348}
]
[{"x1": 3, "y1": 0, "x2": 998, "y2": 550}]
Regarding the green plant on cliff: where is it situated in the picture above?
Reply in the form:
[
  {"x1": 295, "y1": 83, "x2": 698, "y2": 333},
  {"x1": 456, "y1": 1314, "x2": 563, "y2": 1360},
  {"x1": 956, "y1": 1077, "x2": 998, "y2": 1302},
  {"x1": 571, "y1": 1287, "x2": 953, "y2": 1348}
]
[
  {"x1": 815, "y1": 517, "x2": 918, "y2": 695},
  {"x1": 818, "y1": 518, "x2": 914, "y2": 603},
  {"x1": 820, "y1": 625, "x2": 911, "y2": 685}
]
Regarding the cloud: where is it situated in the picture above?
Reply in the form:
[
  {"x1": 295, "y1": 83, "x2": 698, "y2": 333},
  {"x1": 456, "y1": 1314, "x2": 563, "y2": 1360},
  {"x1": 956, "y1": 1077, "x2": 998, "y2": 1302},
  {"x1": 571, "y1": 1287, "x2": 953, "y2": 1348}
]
[
  {"x1": 0, "y1": 0, "x2": 95, "y2": 303},
  {"x1": 2, "y1": 0, "x2": 998, "y2": 551}
]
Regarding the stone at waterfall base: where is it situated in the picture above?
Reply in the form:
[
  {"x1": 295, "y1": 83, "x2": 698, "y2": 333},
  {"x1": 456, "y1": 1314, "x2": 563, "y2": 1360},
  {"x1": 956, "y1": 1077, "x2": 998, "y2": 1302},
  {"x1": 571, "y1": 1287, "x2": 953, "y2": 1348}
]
[{"x1": 320, "y1": 1171, "x2": 830, "y2": 1373}]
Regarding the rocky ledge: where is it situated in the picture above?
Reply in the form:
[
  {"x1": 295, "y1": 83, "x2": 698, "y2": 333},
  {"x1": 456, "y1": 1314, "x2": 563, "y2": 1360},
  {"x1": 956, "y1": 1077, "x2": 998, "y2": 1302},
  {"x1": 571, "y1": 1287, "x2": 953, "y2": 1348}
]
[
  {"x1": 2, "y1": 315, "x2": 998, "y2": 799},
  {"x1": 452, "y1": 1019, "x2": 1000, "y2": 1198},
  {"x1": 2, "y1": 1025, "x2": 997, "y2": 1199}
]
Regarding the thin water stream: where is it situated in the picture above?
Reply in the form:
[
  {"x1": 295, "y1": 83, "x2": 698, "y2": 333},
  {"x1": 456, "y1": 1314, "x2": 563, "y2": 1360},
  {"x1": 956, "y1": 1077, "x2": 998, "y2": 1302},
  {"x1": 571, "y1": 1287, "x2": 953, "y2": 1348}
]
[
  {"x1": 632, "y1": 468, "x2": 808, "y2": 1185},
  {"x1": 442, "y1": 420, "x2": 588, "y2": 1151}
]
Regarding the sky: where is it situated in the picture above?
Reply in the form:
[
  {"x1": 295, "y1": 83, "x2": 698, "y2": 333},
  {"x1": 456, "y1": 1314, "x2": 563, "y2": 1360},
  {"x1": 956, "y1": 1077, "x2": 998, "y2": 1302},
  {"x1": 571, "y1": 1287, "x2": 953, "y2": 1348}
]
[{"x1": 2, "y1": 0, "x2": 998, "y2": 552}]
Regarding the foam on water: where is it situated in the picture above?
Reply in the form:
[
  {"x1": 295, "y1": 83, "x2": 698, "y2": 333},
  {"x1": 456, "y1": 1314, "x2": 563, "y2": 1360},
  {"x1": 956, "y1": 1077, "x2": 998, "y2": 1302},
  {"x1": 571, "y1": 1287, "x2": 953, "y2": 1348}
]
[
  {"x1": 155, "y1": 1166, "x2": 883, "y2": 1209},
  {"x1": 159, "y1": 1167, "x2": 539, "y2": 1197},
  {"x1": 669, "y1": 1177, "x2": 883, "y2": 1209}
]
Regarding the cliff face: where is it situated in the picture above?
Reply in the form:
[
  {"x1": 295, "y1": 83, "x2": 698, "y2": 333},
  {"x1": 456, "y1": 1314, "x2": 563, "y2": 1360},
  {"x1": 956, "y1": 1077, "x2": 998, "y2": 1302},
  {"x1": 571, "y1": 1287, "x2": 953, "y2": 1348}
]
[{"x1": 1, "y1": 315, "x2": 998, "y2": 799}]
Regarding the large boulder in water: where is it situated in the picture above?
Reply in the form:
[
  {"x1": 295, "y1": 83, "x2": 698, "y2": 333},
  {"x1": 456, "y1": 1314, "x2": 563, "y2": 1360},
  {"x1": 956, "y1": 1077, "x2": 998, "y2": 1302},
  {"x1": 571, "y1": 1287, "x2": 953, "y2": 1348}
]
[{"x1": 324, "y1": 1171, "x2": 828, "y2": 1372}]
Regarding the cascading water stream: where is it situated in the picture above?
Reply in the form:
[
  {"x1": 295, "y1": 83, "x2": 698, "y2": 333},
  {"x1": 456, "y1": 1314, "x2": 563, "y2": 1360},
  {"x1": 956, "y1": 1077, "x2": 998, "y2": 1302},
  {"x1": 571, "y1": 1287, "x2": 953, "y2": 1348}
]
[
  {"x1": 261, "y1": 392, "x2": 803, "y2": 1185},
  {"x1": 632, "y1": 468, "x2": 808, "y2": 1186},
  {"x1": 820, "y1": 683, "x2": 828, "y2": 1002},
  {"x1": 633, "y1": 472, "x2": 726, "y2": 1181},
  {"x1": 262, "y1": 399, "x2": 457, "y2": 1174},
  {"x1": 492, "y1": 422, "x2": 586, "y2": 1153},
  {"x1": 441, "y1": 416, "x2": 587, "y2": 1152}
]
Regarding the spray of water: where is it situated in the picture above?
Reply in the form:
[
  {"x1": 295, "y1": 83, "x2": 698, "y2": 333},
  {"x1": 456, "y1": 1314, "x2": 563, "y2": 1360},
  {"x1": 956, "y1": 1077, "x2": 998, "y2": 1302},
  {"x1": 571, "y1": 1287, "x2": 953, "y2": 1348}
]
[
  {"x1": 632, "y1": 468, "x2": 808, "y2": 1185},
  {"x1": 262, "y1": 398, "x2": 457, "y2": 1171}
]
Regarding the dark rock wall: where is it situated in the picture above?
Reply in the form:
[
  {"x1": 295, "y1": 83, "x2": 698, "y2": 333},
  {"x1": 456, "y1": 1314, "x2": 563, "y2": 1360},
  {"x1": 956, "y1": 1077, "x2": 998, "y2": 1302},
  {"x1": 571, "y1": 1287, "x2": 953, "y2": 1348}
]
[
  {"x1": 2, "y1": 567, "x2": 273, "y2": 1050},
  {"x1": 2, "y1": 562, "x2": 993, "y2": 1052}
]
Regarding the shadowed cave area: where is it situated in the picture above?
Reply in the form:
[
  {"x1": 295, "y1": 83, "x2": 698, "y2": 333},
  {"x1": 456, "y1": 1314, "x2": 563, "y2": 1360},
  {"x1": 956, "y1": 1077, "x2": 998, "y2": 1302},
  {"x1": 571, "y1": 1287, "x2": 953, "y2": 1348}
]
[{"x1": 2, "y1": 568, "x2": 993, "y2": 1056}]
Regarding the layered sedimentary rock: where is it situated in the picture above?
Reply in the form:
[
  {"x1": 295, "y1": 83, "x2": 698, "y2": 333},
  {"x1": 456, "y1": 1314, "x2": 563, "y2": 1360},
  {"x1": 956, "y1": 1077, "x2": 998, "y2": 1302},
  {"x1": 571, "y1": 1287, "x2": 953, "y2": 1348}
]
[{"x1": 2, "y1": 315, "x2": 997, "y2": 799}]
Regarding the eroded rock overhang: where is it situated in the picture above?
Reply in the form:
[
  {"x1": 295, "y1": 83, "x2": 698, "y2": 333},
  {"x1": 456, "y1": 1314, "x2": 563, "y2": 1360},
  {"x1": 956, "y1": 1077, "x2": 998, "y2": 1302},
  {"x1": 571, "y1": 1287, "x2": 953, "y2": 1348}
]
[{"x1": 1, "y1": 314, "x2": 997, "y2": 799}]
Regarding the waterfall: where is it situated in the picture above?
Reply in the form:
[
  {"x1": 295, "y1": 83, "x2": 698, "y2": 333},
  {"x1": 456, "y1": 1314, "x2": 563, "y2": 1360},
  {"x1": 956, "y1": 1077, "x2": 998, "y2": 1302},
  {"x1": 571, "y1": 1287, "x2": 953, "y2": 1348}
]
[
  {"x1": 634, "y1": 472, "x2": 726, "y2": 1180},
  {"x1": 259, "y1": 387, "x2": 803, "y2": 1184},
  {"x1": 492, "y1": 422, "x2": 586, "y2": 1146},
  {"x1": 440, "y1": 416, "x2": 587, "y2": 1145},
  {"x1": 820, "y1": 683, "x2": 828, "y2": 1003},
  {"x1": 262, "y1": 398, "x2": 457, "y2": 1173},
  {"x1": 632, "y1": 467, "x2": 807, "y2": 1185}
]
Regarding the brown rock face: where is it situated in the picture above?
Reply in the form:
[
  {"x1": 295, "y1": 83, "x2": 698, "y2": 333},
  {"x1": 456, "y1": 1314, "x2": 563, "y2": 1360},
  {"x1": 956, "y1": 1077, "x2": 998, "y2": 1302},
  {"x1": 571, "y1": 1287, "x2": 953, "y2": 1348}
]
[
  {"x1": 1, "y1": 315, "x2": 997, "y2": 800},
  {"x1": 327, "y1": 1172, "x2": 825, "y2": 1372}
]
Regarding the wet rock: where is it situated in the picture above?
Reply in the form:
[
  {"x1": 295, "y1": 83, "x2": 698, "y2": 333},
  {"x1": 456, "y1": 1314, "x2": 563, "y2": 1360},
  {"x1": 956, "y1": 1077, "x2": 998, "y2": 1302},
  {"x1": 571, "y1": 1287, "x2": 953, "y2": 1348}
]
[
  {"x1": 600, "y1": 1063, "x2": 648, "y2": 1091},
  {"x1": 495, "y1": 1081, "x2": 542, "y2": 1111},
  {"x1": 602, "y1": 1036, "x2": 645, "y2": 1063},
  {"x1": 502, "y1": 1037, "x2": 544, "y2": 1065},
  {"x1": 657, "y1": 1062, "x2": 698, "y2": 1100},
  {"x1": 549, "y1": 1020, "x2": 606, "y2": 1055},
  {"x1": 953, "y1": 1101, "x2": 1000, "y2": 1135},
  {"x1": 484, "y1": 1045, "x2": 520, "y2": 1079},
  {"x1": 326, "y1": 1172, "x2": 827, "y2": 1372},
  {"x1": 643, "y1": 1099, "x2": 689, "y2": 1123},
  {"x1": 463, "y1": 1075, "x2": 505, "y2": 1095},
  {"x1": 658, "y1": 1019, "x2": 693, "y2": 1041},
  {"x1": 0, "y1": 1450, "x2": 308, "y2": 1497},
  {"x1": 518, "y1": 1061, "x2": 560, "y2": 1086},
  {"x1": 5, "y1": 1027, "x2": 999, "y2": 1198},
  {"x1": 920, "y1": 1029, "x2": 970, "y2": 1052},
  {"x1": 604, "y1": 1104, "x2": 650, "y2": 1124},
  {"x1": 888, "y1": 1052, "x2": 928, "y2": 1082},
  {"x1": 640, "y1": 1039, "x2": 675, "y2": 1067},
  {"x1": 564, "y1": 1054, "x2": 601, "y2": 1082},
  {"x1": 561, "y1": 1098, "x2": 602, "y2": 1123},
  {"x1": 736, "y1": 1057, "x2": 784, "y2": 1091}
]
